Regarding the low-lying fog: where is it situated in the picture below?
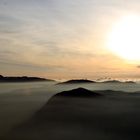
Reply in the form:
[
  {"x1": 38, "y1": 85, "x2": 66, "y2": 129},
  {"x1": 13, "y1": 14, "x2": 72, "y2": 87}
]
[{"x1": 0, "y1": 81, "x2": 140, "y2": 137}]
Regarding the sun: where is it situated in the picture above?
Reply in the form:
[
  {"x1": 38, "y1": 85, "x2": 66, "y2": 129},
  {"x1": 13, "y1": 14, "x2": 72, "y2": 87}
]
[{"x1": 107, "y1": 15, "x2": 140, "y2": 61}]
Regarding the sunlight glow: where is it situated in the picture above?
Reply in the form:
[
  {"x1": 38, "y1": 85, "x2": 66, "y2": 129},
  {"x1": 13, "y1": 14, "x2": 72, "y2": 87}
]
[{"x1": 107, "y1": 15, "x2": 140, "y2": 61}]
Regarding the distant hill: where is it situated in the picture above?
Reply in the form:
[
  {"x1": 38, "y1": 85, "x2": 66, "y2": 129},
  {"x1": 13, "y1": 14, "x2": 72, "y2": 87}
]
[
  {"x1": 101, "y1": 80, "x2": 135, "y2": 84},
  {"x1": 0, "y1": 75, "x2": 54, "y2": 82},
  {"x1": 124, "y1": 81, "x2": 136, "y2": 84},
  {"x1": 101, "y1": 80, "x2": 122, "y2": 83},
  {"x1": 57, "y1": 79, "x2": 136, "y2": 85},
  {"x1": 58, "y1": 79, "x2": 96, "y2": 84}
]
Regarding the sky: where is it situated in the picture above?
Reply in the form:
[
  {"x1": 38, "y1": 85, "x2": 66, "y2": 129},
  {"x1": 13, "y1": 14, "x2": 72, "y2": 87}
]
[{"x1": 0, "y1": 0, "x2": 140, "y2": 80}]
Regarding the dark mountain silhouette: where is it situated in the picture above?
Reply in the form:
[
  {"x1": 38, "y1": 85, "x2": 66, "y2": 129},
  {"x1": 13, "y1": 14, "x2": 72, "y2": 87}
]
[
  {"x1": 124, "y1": 81, "x2": 135, "y2": 84},
  {"x1": 57, "y1": 79, "x2": 136, "y2": 85},
  {"x1": 55, "y1": 87, "x2": 101, "y2": 97},
  {"x1": 58, "y1": 79, "x2": 96, "y2": 84},
  {"x1": 102, "y1": 80, "x2": 122, "y2": 83},
  {"x1": 0, "y1": 75, "x2": 3, "y2": 78},
  {"x1": 101, "y1": 80, "x2": 136, "y2": 84},
  {"x1": 0, "y1": 75, "x2": 54, "y2": 82}
]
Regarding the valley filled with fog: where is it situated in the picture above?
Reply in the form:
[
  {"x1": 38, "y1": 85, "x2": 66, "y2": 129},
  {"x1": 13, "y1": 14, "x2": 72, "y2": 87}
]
[{"x1": 0, "y1": 81, "x2": 140, "y2": 137}]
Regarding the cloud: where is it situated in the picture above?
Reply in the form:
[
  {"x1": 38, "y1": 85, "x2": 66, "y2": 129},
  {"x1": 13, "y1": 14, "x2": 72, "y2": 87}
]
[
  {"x1": 0, "y1": 14, "x2": 22, "y2": 34},
  {"x1": 0, "y1": 59, "x2": 66, "y2": 72}
]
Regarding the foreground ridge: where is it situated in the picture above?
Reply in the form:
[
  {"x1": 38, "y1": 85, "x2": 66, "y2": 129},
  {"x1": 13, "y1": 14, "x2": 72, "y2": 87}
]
[{"x1": 55, "y1": 87, "x2": 101, "y2": 97}]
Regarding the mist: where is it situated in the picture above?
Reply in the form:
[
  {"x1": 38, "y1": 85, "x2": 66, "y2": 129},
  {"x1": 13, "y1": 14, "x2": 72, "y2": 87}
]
[{"x1": 0, "y1": 81, "x2": 140, "y2": 138}]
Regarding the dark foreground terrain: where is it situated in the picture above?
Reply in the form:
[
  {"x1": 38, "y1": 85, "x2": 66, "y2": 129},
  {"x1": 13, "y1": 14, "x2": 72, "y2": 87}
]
[{"x1": 2, "y1": 88, "x2": 140, "y2": 140}]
